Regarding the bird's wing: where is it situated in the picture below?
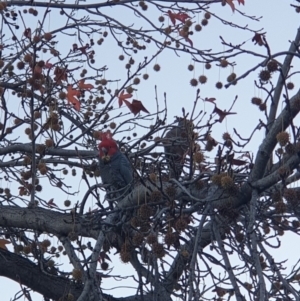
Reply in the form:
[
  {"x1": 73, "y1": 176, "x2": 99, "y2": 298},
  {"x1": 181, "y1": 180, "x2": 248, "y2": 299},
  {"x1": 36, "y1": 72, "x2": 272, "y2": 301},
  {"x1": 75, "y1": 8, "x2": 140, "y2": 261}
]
[
  {"x1": 117, "y1": 152, "x2": 133, "y2": 186},
  {"x1": 110, "y1": 151, "x2": 133, "y2": 188}
]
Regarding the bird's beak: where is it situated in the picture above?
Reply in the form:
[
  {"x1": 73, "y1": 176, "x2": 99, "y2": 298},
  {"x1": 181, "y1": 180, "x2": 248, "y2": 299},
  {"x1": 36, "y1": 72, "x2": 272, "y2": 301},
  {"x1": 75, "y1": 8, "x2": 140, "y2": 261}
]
[{"x1": 102, "y1": 147, "x2": 108, "y2": 156}]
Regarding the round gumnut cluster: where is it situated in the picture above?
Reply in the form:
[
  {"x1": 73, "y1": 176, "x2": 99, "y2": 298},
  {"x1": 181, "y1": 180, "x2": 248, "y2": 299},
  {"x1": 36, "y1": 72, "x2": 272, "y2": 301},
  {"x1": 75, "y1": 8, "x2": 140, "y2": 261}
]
[
  {"x1": 276, "y1": 131, "x2": 289, "y2": 146},
  {"x1": 194, "y1": 24, "x2": 202, "y2": 31},
  {"x1": 227, "y1": 72, "x2": 236, "y2": 83},
  {"x1": 138, "y1": 204, "x2": 152, "y2": 219},
  {"x1": 158, "y1": 15, "x2": 165, "y2": 22},
  {"x1": 132, "y1": 232, "x2": 144, "y2": 246},
  {"x1": 139, "y1": 1, "x2": 148, "y2": 10},
  {"x1": 193, "y1": 152, "x2": 204, "y2": 163},
  {"x1": 152, "y1": 242, "x2": 165, "y2": 258},
  {"x1": 72, "y1": 269, "x2": 83, "y2": 280},
  {"x1": 110, "y1": 122, "x2": 116, "y2": 129},
  {"x1": 164, "y1": 230, "x2": 177, "y2": 246},
  {"x1": 259, "y1": 69, "x2": 271, "y2": 82},
  {"x1": 190, "y1": 78, "x2": 198, "y2": 87},
  {"x1": 146, "y1": 233, "x2": 157, "y2": 245},
  {"x1": 175, "y1": 217, "x2": 188, "y2": 232},
  {"x1": 204, "y1": 12, "x2": 211, "y2": 19},
  {"x1": 251, "y1": 97, "x2": 262, "y2": 106},
  {"x1": 275, "y1": 201, "x2": 286, "y2": 214},
  {"x1": 283, "y1": 189, "x2": 296, "y2": 203},
  {"x1": 220, "y1": 59, "x2": 228, "y2": 68},
  {"x1": 216, "y1": 81, "x2": 223, "y2": 89},
  {"x1": 222, "y1": 132, "x2": 231, "y2": 140},
  {"x1": 204, "y1": 63, "x2": 211, "y2": 70},
  {"x1": 153, "y1": 64, "x2": 160, "y2": 71},
  {"x1": 221, "y1": 175, "x2": 234, "y2": 189},
  {"x1": 188, "y1": 64, "x2": 194, "y2": 71},
  {"x1": 287, "y1": 82, "x2": 294, "y2": 90},
  {"x1": 150, "y1": 190, "x2": 162, "y2": 202},
  {"x1": 201, "y1": 19, "x2": 208, "y2": 26},
  {"x1": 199, "y1": 75, "x2": 207, "y2": 84},
  {"x1": 267, "y1": 60, "x2": 278, "y2": 72},
  {"x1": 259, "y1": 102, "x2": 266, "y2": 111},
  {"x1": 44, "y1": 32, "x2": 52, "y2": 41},
  {"x1": 165, "y1": 185, "x2": 176, "y2": 198},
  {"x1": 120, "y1": 250, "x2": 131, "y2": 263}
]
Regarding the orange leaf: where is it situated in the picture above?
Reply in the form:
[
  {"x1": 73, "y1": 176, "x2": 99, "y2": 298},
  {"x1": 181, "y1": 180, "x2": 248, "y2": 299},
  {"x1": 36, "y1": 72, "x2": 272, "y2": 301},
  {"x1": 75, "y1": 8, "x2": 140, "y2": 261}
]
[
  {"x1": 118, "y1": 90, "x2": 132, "y2": 107},
  {"x1": 67, "y1": 85, "x2": 81, "y2": 111},
  {"x1": 24, "y1": 28, "x2": 31, "y2": 39},
  {"x1": 0, "y1": 239, "x2": 11, "y2": 250},
  {"x1": 47, "y1": 198, "x2": 58, "y2": 208},
  {"x1": 78, "y1": 79, "x2": 94, "y2": 90},
  {"x1": 226, "y1": 0, "x2": 235, "y2": 12},
  {"x1": 54, "y1": 67, "x2": 68, "y2": 84},
  {"x1": 213, "y1": 106, "x2": 236, "y2": 123},
  {"x1": 123, "y1": 99, "x2": 150, "y2": 116},
  {"x1": 252, "y1": 33, "x2": 265, "y2": 46},
  {"x1": 167, "y1": 10, "x2": 190, "y2": 25},
  {"x1": 167, "y1": 10, "x2": 176, "y2": 26},
  {"x1": 34, "y1": 65, "x2": 43, "y2": 75},
  {"x1": 44, "y1": 59, "x2": 53, "y2": 69}
]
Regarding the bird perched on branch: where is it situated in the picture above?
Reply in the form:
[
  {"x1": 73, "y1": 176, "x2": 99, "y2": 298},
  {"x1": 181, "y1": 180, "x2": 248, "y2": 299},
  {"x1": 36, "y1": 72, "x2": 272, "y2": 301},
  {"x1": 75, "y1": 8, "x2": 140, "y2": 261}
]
[
  {"x1": 98, "y1": 131, "x2": 133, "y2": 202},
  {"x1": 163, "y1": 117, "x2": 193, "y2": 180}
]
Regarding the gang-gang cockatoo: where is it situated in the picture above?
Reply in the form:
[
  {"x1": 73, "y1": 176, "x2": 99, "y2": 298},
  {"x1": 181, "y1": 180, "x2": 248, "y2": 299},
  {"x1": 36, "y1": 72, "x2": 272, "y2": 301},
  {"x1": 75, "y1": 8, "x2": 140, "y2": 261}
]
[
  {"x1": 163, "y1": 117, "x2": 193, "y2": 179},
  {"x1": 98, "y1": 131, "x2": 133, "y2": 202}
]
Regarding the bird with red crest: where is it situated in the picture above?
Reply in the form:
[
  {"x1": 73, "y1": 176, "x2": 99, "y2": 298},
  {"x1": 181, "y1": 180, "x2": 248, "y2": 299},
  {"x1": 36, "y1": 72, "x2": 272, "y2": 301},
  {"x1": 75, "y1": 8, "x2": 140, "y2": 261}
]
[{"x1": 98, "y1": 131, "x2": 133, "y2": 204}]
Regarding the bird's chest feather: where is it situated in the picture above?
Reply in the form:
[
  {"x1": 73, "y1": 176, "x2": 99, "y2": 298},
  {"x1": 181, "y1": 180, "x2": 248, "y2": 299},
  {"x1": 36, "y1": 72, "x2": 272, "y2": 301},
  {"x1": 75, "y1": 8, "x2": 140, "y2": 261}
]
[{"x1": 99, "y1": 155, "x2": 125, "y2": 186}]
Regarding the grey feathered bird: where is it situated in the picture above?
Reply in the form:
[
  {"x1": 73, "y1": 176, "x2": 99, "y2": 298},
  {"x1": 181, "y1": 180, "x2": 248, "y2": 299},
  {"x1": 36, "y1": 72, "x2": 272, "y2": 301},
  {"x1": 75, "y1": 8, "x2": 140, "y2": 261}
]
[
  {"x1": 164, "y1": 118, "x2": 192, "y2": 180},
  {"x1": 98, "y1": 131, "x2": 133, "y2": 201}
]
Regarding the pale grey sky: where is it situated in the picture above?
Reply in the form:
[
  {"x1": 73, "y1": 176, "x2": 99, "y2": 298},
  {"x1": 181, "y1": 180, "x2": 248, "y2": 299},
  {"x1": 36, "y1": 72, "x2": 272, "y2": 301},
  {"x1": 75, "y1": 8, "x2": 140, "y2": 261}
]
[{"x1": 2, "y1": 1, "x2": 300, "y2": 300}]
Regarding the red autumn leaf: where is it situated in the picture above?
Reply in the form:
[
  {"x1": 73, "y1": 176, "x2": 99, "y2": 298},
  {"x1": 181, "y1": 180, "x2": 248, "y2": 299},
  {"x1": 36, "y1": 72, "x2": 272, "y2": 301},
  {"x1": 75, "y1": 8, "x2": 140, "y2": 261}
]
[
  {"x1": 176, "y1": 12, "x2": 190, "y2": 23},
  {"x1": 47, "y1": 198, "x2": 58, "y2": 208},
  {"x1": 78, "y1": 79, "x2": 94, "y2": 90},
  {"x1": 33, "y1": 65, "x2": 43, "y2": 75},
  {"x1": 237, "y1": 0, "x2": 245, "y2": 5},
  {"x1": 18, "y1": 186, "x2": 27, "y2": 196},
  {"x1": 44, "y1": 59, "x2": 53, "y2": 69},
  {"x1": 67, "y1": 85, "x2": 81, "y2": 111},
  {"x1": 167, "y1": 10, "x2": 190, "y2": 25},
  {"x1": 123, "y1": 99, "x2": 150, "y2": 116},
  {"x1": 24, "y1": 28, "x2": 31, "y2": 38},
  {"x1": 213, "y1": 106, "x2": 236, "y2": 123},
  {"x1": 252, "y1": 33, "x2": 265, "y2": 46},
  {"x1": 54, "y1": 67, "x2": 68, "y2": 84},
  {"x1": 167, "y1": 10, "x2": 176, "y2": 26},
  {"x1": 118, "y1": 90, "x2": 132, "y2": 107},
  {"x1": 226, "y1": 0, "x2": 235, "y2": 12}
]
